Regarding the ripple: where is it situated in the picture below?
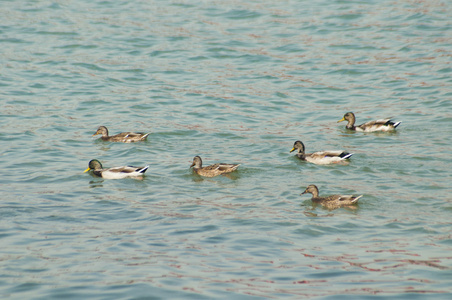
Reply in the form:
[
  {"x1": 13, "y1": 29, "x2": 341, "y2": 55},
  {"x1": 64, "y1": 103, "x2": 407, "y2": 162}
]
[{"x1": 1, "y1": 0, "x2": 452, "y2": 298}]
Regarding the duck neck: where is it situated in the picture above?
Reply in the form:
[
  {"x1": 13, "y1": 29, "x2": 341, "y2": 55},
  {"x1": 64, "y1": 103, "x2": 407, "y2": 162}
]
[
  {"x1": 346, "y1": 115, "x2": 356, "y2": 129},
  {"x1": 298, "y1": 143, "x2": 306, "y2": 155},
  {"x1": 194, "y1": 159, "x2": 202, "y2": 169},
  {"x1": 310, "y1": 187, "x2": 319, "y2": 198}
]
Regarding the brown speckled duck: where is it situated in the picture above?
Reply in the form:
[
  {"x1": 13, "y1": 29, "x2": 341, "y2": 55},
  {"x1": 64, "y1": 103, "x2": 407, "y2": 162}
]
[
  {"x1": 190, "y1": 156, "x2": 240, "y2": 178},
  {"x1": 93, "y1": 126, "x2": 150, "y2": 143},
  {"x1": 301, "y1": 184, "x2": 362, "y2": 208},
  {"x1": 338, "y1": 112, "x2": 401, "y2": 132},
  {"x1": 84, "y1": 159, "x2": 149, "y2": 179},
  {"x1": 290, "y1": 140, "x2": 353, "y2": 165}
]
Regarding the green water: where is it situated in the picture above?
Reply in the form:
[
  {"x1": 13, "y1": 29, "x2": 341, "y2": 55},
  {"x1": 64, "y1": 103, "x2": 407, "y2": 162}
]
[{"x1": 1, "y1": 0, "x2": 451, "y2": 299}]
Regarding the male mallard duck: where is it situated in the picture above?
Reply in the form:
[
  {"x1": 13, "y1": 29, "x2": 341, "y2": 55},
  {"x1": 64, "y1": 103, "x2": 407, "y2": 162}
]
[
  {"x1": 290, "y1": 140, "x2": 352, "y2": 165},
  {"x1": 84, "y1": 159, "x2": 149, "y2": 179},
  {"x1": 301, "y1": 184, "x2": 362, "y2": 208},
  {"x1": 93, "y1": 126, "x2": 150, "y2": 143},
  {"x1": 190, "y1": 156, "x2": 240, "y2": 178},
  {"x1": 337, "y1": 112, "x2": 401, "y2": 132}
]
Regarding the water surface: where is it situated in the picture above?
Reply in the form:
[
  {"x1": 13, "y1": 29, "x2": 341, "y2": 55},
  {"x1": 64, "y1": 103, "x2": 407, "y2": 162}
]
[{"x1": 1, "y1": 0, "x2": 451, "y2": 299}]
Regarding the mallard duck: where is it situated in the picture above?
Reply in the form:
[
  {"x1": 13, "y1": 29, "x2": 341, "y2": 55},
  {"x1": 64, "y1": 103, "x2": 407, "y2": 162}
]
[
  {"x1": 190, "y1": 156, "x2": 240, "y2": 178},
  {"x1": 93, "y1": 126, "x2": 150, "y2": 143},
  {"x1": 290, "y1": 140, "x2": 352, "y2": 165},
  {"x1": 301, "y1": 184, "x2": 362, "y2": 208},
  {"x1": 337, "y1": 112, "x2": 401, "y2": 132},
  {"x1": 84, "y1": 159, "x2": 149, "y2": 179}
]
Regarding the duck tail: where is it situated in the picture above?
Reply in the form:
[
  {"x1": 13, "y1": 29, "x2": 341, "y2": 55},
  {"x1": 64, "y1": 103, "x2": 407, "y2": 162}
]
[
  {"x1": 340, "y1": 152, "x2": 353, "y2": 160},
  {"x1": 352, "y1": 195, "x2": 363, "y2": 203},
  {"x1": 137, "y1": 166, "x2": 149, "y2": 174},
  {"x1": 392, "y1": 121, "x2": 401, "y2": 128}
]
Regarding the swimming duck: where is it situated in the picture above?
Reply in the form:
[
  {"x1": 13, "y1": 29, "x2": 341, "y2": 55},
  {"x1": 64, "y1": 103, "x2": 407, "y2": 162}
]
[
  {"x1": 301, "y1": 184, "x2": 362, "y2": 208},
  {"x1": 290, "y1": 140, "x2": 352, "y2": 165},
  {"x1": 190, "y1": 156, "x2": 240, "y2": 178},
  {"x1": 93, "y1": 126, "x2": 150, "y2": 143},
  {"x1": 84, "y1": 159, "x2": 149, "y2": 179},
  {"x1": 337, "y1": 112, "x2": 401, "y2": 132}
]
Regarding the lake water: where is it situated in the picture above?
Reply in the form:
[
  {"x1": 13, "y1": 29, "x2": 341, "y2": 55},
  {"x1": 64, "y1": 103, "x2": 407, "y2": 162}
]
[{"x1": 1, "y1": 0, "x2": 451, "y2": 299}]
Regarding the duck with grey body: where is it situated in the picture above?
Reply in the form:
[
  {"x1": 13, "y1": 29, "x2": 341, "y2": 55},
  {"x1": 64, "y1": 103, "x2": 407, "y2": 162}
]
[
  {"x1": 93, "y1": 126, "x2": 150, "y2": 143},
  {"x1": 338, "y1": 112, "x2": 401, "y2": 132},
  {"x1": 301, "y1": 184, "x2": 362, "y2": 208},
  {"x1": 190, "y1": 156, "x2": 240, "y2": 178},
  {"x1": 84, "y1": 159, "x2": 149, "y2": 179},
  {"x1": 290, "y1": 140, "x2": 353, "y2": 165}
]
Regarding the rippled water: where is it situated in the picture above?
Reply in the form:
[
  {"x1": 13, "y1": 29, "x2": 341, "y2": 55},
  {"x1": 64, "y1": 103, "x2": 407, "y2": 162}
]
[{"x1": 1, "y1": 0, "x2": 451, "y2": 299}]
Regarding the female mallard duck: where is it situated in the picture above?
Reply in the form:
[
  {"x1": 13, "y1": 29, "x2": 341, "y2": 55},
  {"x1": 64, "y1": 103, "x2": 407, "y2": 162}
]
[
  {"x1": 290, "y1": 140, "x2": 352, "y2": 165},
  {"x1": 190, "y1": 156, "x2": 240, "y2": 178},
  {"x1": 84, "y1": 159, "x2": 149, "y2": 179},
  {"x1": 338, "y1": 112, "x2": 401, "y2": 132},
  {"x1": 301, "y1": 184, "x2": 362, "y2": 208},
  {"x1": 93, "y1": 126, "x2": 150, "y2": 143}
]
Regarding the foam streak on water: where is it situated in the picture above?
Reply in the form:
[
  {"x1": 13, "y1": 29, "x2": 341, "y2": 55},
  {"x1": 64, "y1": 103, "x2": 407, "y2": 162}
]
[{"x1": 1, "y1": 0, "x2": 451, "y2": 299}]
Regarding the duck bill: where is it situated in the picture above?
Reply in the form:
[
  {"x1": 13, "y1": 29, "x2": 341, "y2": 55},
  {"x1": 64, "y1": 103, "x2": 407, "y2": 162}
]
[
  {"x1": 300, "y1": 190, "x2": 307, "y2": 195},
  {"x1": 337, "y1": 117, "x2": 345, "y2": 123},
  {"x1": 84, "y1": 167, "x2": 91, "y2": 173},
  {"x1": 92, "y1": 132, "x2": 99, "y2": 136},
  {"x1": 290, "y1": 148, "x2": 295, "y2": 153},
  {"x1": 190, "y1": 163, "x2": 195, "y2": 168}
]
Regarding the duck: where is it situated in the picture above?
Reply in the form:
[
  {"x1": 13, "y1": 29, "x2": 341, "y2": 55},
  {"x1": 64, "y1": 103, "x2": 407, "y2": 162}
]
[
  {"x1": 93, "y1": 126, "x2": 150, "y2": 143},
  {"x1": 290, "y1": 140, "x2": 352, "y2": 165},
  {"x1": 84, "y1": 159, "x2": 149, "y2": 179},
  {"x1": 190, "y1": 156, "x2": 240, "y2": 178},
  {"x1": 301, "y1": 184, "x2": 362, "y2": 208},
  {"x1": 337, "y1": 112, "x2": 401, "y2": 132}
]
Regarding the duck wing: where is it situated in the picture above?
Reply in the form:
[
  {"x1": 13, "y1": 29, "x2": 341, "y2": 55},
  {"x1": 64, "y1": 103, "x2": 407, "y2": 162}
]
[
  {"x1": 109, "y1": 132, "x2": 149, "y2": 142},
  {"x1": 321, "y1": 194, "x2": 343, "y2": 202},
  {"x1": 357, "y1": 118, "x2": 400, "y2": 132},
  {"x1": 337, "y1": 194, "x2": 362, "y2": 204},
  {"x1": 305, "y1": 151, "x2": 352, "y2": 164},
  {"x1": 127, "y1": 165, "x2": 149, "y2": 174},
  {"x1": 217, "y1": 163, "x2": 240, "y2": 171},
  {"x1": 313, "y1": 150, "x2": 352, "y2": 157},
  {"x1": 202, "y1": 163, "x2": 222, "y2": 171},
  {"x1": 101, "y1": 165, "x2": 149, "y2": 179},
  {"x1": 123, "y1": 132, "x2": 149, "y2": 139}
]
